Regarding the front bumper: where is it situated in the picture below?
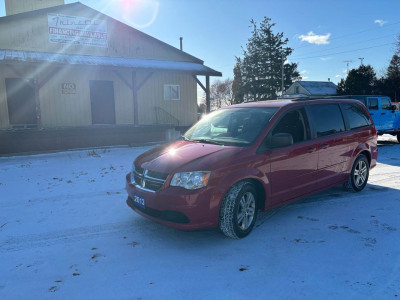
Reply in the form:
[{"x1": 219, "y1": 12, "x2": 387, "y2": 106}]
[{"x1": 125, "y1": 173, "x2": 220, "y2": 230}]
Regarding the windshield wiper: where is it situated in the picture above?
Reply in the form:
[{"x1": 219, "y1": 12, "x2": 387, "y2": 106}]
[
  {"x1": 181, "y1": 136, "x2": 193, "y2": 141},
  {"x1": 191, "y1": 139, "x2": 224, "y2": 145}
]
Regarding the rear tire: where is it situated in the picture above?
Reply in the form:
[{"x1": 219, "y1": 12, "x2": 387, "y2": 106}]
[
  {"x1": 344, "y1": 154, "x2": 369, "y2": 192},
  {"x1": 219, "y1": 181, "x2": 258, "y2": 239}
]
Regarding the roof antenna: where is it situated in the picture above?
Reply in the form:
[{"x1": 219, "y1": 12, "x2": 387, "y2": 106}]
[{"x1": 180, "y1": 37, "x2": 183, "y2": 51}]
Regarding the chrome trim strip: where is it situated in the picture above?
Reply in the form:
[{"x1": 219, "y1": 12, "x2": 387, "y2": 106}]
[
  {"x1": 144, "y1": 175, "x2": 165, "y2": 183},
  {"x1": 133, "y1": 183, "x2": 156, "y2": 193}
]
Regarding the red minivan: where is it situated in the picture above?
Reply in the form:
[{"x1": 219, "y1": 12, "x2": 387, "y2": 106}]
[{"x1": 126, "y1": 99, "x2": 378, "y2": 238}]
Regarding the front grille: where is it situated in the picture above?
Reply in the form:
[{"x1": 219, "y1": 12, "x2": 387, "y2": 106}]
[{"x1": 132, "y1": 165, "x2": 168, "y2": 192}]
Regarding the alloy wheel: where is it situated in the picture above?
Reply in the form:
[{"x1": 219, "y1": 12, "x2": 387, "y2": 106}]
[
  {"x1": 354, "y1": 160, "x2": 368, "y2": 188},
  {"x1": 237, "y1": 192, "x2": 256, "y2": 230}
]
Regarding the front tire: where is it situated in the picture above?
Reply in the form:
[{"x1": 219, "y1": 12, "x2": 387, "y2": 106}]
[
  {"x1": 344, "y1": 154, "x2": 369, "y2": 192},
  {"x1": 219, "y1": 181, "x2": 258, "y2": 239}
]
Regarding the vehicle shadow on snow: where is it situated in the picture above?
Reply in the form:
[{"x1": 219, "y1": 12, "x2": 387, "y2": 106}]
[
  {"x1": 255, "y1": 182, "x2": 398, "y2": 234},
  {"x1": 376, "y1": 142, "x2": 400, "y2": 166},
  {"x1": 377, "y1": 140, "x2": 399, "y2": 146}
]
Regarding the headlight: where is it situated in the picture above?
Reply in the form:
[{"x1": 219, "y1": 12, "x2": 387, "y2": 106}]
[{"x1": 170, "y1": 171, "x2": 211, "y2": 190}]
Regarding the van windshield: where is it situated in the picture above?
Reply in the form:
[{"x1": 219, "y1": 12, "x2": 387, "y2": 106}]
[{"x1": 183, "y1": 107, "x2": 279, "y2": 146}]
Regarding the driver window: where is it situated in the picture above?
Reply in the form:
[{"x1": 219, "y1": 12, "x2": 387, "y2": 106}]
[
  {"x1": 381, "y1": 98, "x2": 392, "y2": 110},
  {"x1": 272, "y1": 108, "x2": 309, "y2": 144}
]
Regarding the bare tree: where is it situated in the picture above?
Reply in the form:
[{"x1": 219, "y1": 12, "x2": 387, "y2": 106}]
[{"x1": 210, "y1": 78, "x2": 234, "y2": 110}]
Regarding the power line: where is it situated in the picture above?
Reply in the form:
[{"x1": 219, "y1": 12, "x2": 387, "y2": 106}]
[
  {"x1": 291, "y1": 32, "x2": 396, "y2": 58},
  {"x1": 291, "y1": 42, "x2": 395, "y2": 60},
  {"x1": 295, "y1": 20, "x2": 400, "y2": 50}
]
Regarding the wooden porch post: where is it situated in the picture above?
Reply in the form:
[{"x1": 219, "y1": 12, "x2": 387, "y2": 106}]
[{"x1": 206, "y1": 75, "x2": 210, "y2": 113}]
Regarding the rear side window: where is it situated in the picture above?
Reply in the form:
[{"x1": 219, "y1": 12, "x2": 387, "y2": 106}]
[
  {"x1": 340, "y1": 103, "x2": 372, "y2": 129},
  {"x1": 368, "y1": 98, "x2": 379, "y2": 110},
  {"x1": 308, "y1": 104, "x2": 345, "y2": 138}
]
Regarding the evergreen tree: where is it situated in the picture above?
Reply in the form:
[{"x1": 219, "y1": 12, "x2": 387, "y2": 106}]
[
  {"x1": 236, "y1": 17, "x2": 299, "y2": 101},
  {"x1": 386, "y1": 54, "x2": 400, "y2": 101},
  {"x1": 232, "y1": 61, "x2": 244, "y2": 104},
  {"x1": 337, "y1": 78, "x2": 346, "y2": 95},
  {"x1": 337, "y1": 65, "x2": 377, "y2": 95}
]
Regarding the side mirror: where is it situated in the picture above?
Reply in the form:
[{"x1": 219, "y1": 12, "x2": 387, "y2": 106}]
[
  {"x1": 271, "y1": 133, "x2": 293, "y2": 148},
  {"x1": 391, "y1": 104, "x2": 397, "y2": 111}
]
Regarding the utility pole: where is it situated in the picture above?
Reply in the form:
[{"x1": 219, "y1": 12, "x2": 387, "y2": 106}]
[
  {"x1": 344, "y1": 60, "x2": 352, "y2": 75},
  {"x1": 358, "y1": 57, "x2": 364, "y2": 66}
]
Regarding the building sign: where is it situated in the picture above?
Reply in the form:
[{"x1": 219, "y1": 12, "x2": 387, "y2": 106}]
[
  {"x1": 48, "y1": 13, "x2": 108, "y2": 48},
  {"x1": 62, "y1": 83, "x2": 76, "y2": 94}
]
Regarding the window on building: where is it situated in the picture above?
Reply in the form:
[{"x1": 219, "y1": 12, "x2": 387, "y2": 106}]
[
  {"x1": 308, "y1": 104, "x2": 345, "y2": 138},
  {"x1": 164, "y1": 85, "x2": 180, "y2": 101},
  {"x1": 381, "y1": 97, "x2": 392, "y2": 110},
  {"x1": 294, "y1": 86, "x2": 300, "y2": 94}
]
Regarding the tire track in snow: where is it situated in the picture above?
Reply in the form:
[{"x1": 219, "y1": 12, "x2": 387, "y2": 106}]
[
  {"x1": 0, "y1": 221, "x2": 137, "y2": 253},
  {"x1": 0, "y1": 189, "x2": 126, "y2": 208}
]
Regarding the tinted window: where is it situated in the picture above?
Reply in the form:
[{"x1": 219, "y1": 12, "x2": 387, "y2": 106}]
[
  {"x1": 308, "y1": 104, "x2": 345, "y2": 138},
  {"x1": 368, "y1": 98, "x2": 378, "y2": 110},
  {"x1": 381, "y1": 98, "x2": 392, "y2": 110},
  {"x1": 341, "y1": 103, "x2": 371, "y2": 129},
  {"x1": 272, "y1": 108, "x2": 310, "y2": 144}
]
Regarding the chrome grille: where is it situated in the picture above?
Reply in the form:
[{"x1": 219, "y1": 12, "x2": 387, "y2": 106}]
[{"x1": 132, "y1": 165, "x2": 168, "y2": 192}]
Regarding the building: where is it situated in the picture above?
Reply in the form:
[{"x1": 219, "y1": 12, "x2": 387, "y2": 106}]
[
  {"x1": 0, "y1": 0, "x2": 221, "y2": 154},
  {"x1": 285, "y1": 81, "x2": 338, "y2": 97}
]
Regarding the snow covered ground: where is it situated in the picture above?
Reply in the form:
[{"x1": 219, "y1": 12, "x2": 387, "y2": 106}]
[{"x1": 0, "y1": 135, "x2": 399, "y2": 300}]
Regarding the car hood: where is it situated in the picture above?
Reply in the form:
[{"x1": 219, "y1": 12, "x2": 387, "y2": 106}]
[{"x1": 135, "y1": 140, "x2": 244, "y2": 174}]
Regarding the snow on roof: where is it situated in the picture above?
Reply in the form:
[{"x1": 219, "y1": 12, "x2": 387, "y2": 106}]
[
  {"x1": 297, "y1": 81, "x2": 337, "y2": 95},
  {"x1": 0, "y1": 49, "x2": 222, "y2": 76}
]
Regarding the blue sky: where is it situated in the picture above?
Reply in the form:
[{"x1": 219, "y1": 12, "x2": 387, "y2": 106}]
[{"x1": 1, "y1": 0, "x2": 399, "y2": 85}]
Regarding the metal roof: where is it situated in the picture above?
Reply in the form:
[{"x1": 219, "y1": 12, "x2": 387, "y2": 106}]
[
  {"x1": 296, "y1": 81, "x2": 337, "y2": 95},
  {"x1": 0, "y1": 49, "x2": 222, "y2": 76}
]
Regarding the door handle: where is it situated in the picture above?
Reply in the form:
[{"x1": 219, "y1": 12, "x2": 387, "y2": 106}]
[
  {"x1": 370, "y1": 113, "x2": 374, "y2": 115},
  {"x1": 381, "y1": 113, "x2": 386, "y2": 115},
  {"x1": 321, "y1": 143, "x2": 329, "y2": 149},
  {"x1": 307, "y1": 147, "x2": 317, "y2": 153}
]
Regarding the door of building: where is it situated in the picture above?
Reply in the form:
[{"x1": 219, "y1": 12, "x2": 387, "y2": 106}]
[
  {"x1": 90, "y1": 80, "x2": 116, "y2": 125},
  {"x1": 5, "y1": 78, "x2": 37, "y2": 126}
]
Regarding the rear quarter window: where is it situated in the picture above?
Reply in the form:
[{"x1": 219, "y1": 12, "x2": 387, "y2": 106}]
[
  {"x1": 368, "y1": 98, "x2": 379, "y2": 110},
  {"x1": 308, "y1": 104, "x2": 345, "y2": 138},
  {"x1": 340, "y1": 103, "x2": 372, "y2": 130}
]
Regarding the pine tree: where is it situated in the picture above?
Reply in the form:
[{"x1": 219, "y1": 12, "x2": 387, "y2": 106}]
[
  {"x1": 337, "y1": 78, "x2": 346, "y2": 95},
  {"x1": 236, "y1": 17, "x2": 299, "y2": 101},
  {"x1": 339, "y1": 65, "x2": 377, "y2": 95},
  {"x1": 386, "y1": 54, "x2": 400, "y2": 101},
  {"x1": 232, "y1": 61, "x2": 244, "y2": 104}
]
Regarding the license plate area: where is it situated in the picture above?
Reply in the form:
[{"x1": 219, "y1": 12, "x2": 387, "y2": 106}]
[{"x1": 132, "y1": 193, "x2": 145, "y2": 209}]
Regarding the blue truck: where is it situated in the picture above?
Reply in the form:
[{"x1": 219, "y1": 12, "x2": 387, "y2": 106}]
[{"x1": 341, "y1": 95, "x2": 400, "y2": 143}]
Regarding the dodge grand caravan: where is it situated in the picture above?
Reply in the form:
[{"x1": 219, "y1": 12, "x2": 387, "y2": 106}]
[{"x1": 126, "y1": 99, "x2": 378, "y2": 238}]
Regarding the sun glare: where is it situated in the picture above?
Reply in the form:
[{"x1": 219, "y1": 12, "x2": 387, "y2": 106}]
[
  {"x1": 120, "y1": 0, "x2": 160, "y2": 28},
  {"x1": 168, "y1": 148, "x2": 177, "y2": 156}
]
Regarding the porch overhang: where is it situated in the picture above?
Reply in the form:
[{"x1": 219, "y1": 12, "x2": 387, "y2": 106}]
[{"x1": 0, "y1": 49, "x2": 222, "y2": 76}]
